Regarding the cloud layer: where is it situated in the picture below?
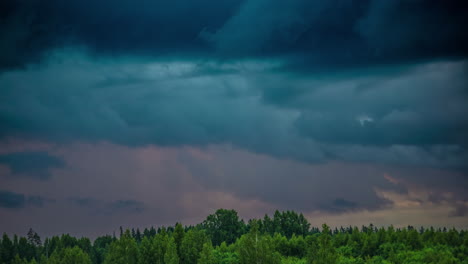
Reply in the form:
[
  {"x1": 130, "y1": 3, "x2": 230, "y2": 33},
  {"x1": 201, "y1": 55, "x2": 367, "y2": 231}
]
[
  {"x1": 1, "y1": 0, "x2": 467, "y2": 70},
  {"x1": 0, "y1": 0, "x2": 467, "y2": 237}
]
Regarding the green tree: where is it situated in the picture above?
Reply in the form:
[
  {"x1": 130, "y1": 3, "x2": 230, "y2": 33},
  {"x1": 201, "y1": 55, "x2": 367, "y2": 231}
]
[
  {"x1": 269, "y1": 211, "x2": 310, "y2": 238},
  {"x1": 237, "y1": 221, "x2": 281, "y2": 264},
  {"x1": 202, "y1": 209, "x2": 245, "y2": 245},
  {"x1": 213, "y1": 242, "x2": 239, "y2": 264},
  {"x1": 307, "y1": 224, "x2": 338, "y2": 264},
  {"x1": 47, "y1": 246, "x2": 92, "y2": 264},
  {"x1": 138, "y1": 236, "x2": 157, "y2": 264},
  {"x1": 91, "y1": 235, "x2": 114, "y2": 264},
  {"x1": 2, "y1": 233, "x2": 14, "y2": 263},
  {"x1": 61, "y1": 246, "x2": 92, "y2": 264},
  {"x1": 198, "y1": 242, "x2": 215, "y2": 264},
  {"x1": 174, "y1": 223, "x2": 185, "y2": 257},
  {"x1": 103, "y1": 230, "x2": 138, "y2": 264},
  {"x1": 180, "y1": 229, "x2": 209, "y2": 264},
  {"x1": 12, "y1": 254, "x2": 28, "y2": 264},
  {"x1": 153, "y1": 231, "x2": 169, "y2": 264},
  {"x1": 18, "y1": 237, "x2": 35, "y2": 261},
  {"x1": 164, "y1": 237, "x2": 179, "y2": 264}
]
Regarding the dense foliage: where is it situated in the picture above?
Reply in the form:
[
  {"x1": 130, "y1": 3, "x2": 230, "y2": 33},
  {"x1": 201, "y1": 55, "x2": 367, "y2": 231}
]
[{"x1": 1, "y1": 209, "x2": 467, "y2": 264}]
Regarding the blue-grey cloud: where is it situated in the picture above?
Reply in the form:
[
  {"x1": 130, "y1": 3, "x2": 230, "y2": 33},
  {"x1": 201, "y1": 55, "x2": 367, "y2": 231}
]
[
  {"x1": 0, "y1": 0, "x2": 467, "y2": 71},
  {"x1": 0, "y1": 151, "x2": 65, "y2": 179},
  {"x1": 318, "y1": 198, "x2": 361, "y2": 213},
  {"x1": 0, "y1": 55, "x2": 466, "y2": 172},
  {"x1": 0, "y1": 0, "x2": 467, "y2": 233},
  {"x1": 0, "y1": 190, "x2": 49, "y2": 209},
  {"x1": 0, "y1": 190, "x2": 25, "y2": 209}
]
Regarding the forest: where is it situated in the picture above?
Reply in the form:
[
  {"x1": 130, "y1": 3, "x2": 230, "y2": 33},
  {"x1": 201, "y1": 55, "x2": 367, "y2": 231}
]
[{"x1": 1, "y1": 209, "x2": 467, "y2": 264}]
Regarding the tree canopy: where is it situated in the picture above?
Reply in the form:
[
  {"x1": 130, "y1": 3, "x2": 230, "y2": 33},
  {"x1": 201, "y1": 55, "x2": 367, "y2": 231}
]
[{"x1": 1, "y1": 209, "x2": 467, "y2": 264}]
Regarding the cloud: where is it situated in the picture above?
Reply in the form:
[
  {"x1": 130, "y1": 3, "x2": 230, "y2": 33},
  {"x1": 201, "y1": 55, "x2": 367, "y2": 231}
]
[
  {"x1": 0, "y1": 190, "x2": 25, "y2": 209},
  {"x1": 0, "y1": 53, "x2": 466, "y2": 172},
  {"x1": 0, "y1": 151, "x2": 65, "y2": 180},
  {"x1": 0, "y1": 0, "x2": 467, "y2": 238},
  {"x1": 1, "y1": 1, "x2": 467, "y2": 71},
  {"x1": 0, "y1": 0, "x2": 244, "y2": 70},
  {"x1": 0, "y1": 141, "x2": 466, "y2": 237},
  {"x1": 0, "y1": 190, "x2": 49, "y2": 209}
]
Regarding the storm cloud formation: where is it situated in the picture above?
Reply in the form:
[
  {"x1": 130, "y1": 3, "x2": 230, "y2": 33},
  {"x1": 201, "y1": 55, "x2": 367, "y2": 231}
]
[
  {"x1": 0, "y1": 151, "x2": 64, "y2": 179},
  {"x1": 0, "y1": 190, "x2": 48, "y2": 209},
  {"x1": 0, "y1": 0, "x2": 467, "y2": 237},
  {"x1": 1, "y1": 0, "x2": 468, "y2": 70}
]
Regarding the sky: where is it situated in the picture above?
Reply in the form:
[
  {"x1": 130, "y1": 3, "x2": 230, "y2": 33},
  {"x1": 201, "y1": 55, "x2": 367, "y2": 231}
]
[{"x1": 1, "y1": 0, "x2": 468, "y2": 239}]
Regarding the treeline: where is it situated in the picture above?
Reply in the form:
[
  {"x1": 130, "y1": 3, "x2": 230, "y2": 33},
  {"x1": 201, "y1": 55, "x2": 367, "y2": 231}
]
[{"x1": 1, "y1": 209, "x2": 467, "y2": 264}]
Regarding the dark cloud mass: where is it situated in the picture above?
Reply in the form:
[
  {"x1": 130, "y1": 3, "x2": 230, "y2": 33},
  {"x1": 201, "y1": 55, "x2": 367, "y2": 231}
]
[
  {"x1": 0, "y1": 190, "x2": 25, "y2": 209},
  {"x1": 0, "y1": 0, "x2": 467, "y2": 236},
  {"x1": 0, "y1": 151, "x2": 65, "y2": 179},
  {"x1": 1, "y1": 0, "x2": 467, "y2": 70},
  {"x1": 0, "y1": 190, "x2": 48, "y2": 209}
]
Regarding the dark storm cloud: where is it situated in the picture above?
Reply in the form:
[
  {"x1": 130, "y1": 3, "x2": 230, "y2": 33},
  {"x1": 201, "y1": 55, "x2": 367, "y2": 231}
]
[
  {"x1": 211, "y1": 0, "x2": 468, "y2": 66},
  {"x1": 1, "y1": 56, "x2": 466, "y2": 172},
  {"x1": 0, "y1": 0, "x2": 467, "y2": 231},
  {"x1": 0, "y1": 190, "x2": 25, "y2": 209},
  {"x1": 318, "y1": 198, "x2": 360, "y2": 213},
  {"x1": 0, "y1": 190, "x2": 49, "y2": 209},
  {"x1": 292, "y1": 63, "x2": 468, "y2": 149},
  {"x1": 0, "y1": 0, "x2": 244, "y2": 70},
  {"x1": 1, "y1": 0, "x2": 467, "y2": 71},
  {"x1": 0, "y1": 151, "x2": 65, "y2": 179}
]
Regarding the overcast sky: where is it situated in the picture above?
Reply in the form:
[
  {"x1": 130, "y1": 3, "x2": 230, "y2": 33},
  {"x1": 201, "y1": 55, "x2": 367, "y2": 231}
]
[{"x1": 1, "y1": 0, "x2": 468, "y2": 239}]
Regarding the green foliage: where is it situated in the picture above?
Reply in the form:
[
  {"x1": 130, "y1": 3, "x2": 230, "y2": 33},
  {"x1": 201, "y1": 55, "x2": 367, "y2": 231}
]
[
  {"x1": 174, "y1": 223, "x2": 185, "y2": 257},
  {"x1": 12, "y1": 254, "x2": 28, "y2": 264},
  {"x1": 152, "y1": 231, "x2": 169, "y2": 264},
  {"x1": 281, "y1": 256, "x2": 307, "y2": 264},
  {"x1": 1, "y1": 209, "x2": 468, "y2": 264},
  {"x1": 263, "y1": 211, "x2": 310, "y2": 238},
  {"x1": 307, "y1": 224, "x2": 338, "y2": 264},
  {"x1": 2, "y1": 233, "x2": 14, "y2": 263},
  {"x1": 138, "y1": 236, "x2": 157, "y2": 264},
  {"x1": 198, "y1": 242, "x2": 215, "y2": 264},
  {"x1": 237, "y1": 221, "x2": 281, "y2": 264},
  {"x1": 103, "y1": 230, "x2": 138, "y2": 264},
  {"x1": 47, "y1": 246, "x2": 92, "y2": 264},
  {"x1": 202, "y1": 209, "x2": 245, "y2": 246},
  {"x1": 164, "y1": 237, "x2": 179, "y2": 264},
  {"x1": 180, "y1": 229, "x2": 209, "y2": 264},
  {"x1": 91, "y1": 235, "x2": 113, "y2": 264},
  {"x1": 213, "y1": 242, "x2": 239, "y2": 264}
]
